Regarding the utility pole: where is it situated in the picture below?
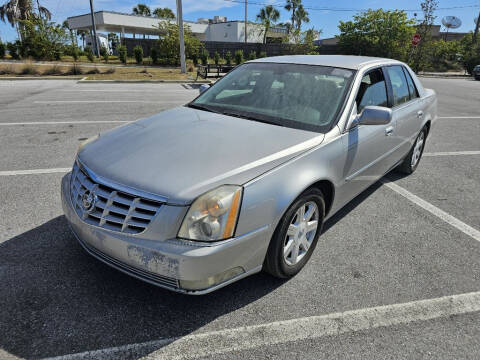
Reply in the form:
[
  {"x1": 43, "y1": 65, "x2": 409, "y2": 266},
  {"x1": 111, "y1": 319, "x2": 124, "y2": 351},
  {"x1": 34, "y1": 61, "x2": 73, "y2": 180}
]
[
  {"x1": 176, "y1": 0, "x2": 186, "y2": 73},
  {"x1": 244, "y1": 0, "x2": 247, "y2": 43},
  {"x1": 89, "y1": 0, "x2": 100, "y2": 57},
  {"x1": 474, "y1": 13, "x2": 480, "y2": 44}
]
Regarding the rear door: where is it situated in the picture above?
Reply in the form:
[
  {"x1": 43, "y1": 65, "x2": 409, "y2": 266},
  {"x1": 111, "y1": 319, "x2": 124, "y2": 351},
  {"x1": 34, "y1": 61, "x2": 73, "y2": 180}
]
[{"x1": 384, "y1": 65, "x2": 424, "y2": 164}]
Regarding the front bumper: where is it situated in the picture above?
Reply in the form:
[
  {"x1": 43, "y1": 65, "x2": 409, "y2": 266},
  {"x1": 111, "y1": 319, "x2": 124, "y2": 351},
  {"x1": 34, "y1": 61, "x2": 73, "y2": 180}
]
[{"x1": 61, "y1": 173, "x2": 268, "y2": 294}]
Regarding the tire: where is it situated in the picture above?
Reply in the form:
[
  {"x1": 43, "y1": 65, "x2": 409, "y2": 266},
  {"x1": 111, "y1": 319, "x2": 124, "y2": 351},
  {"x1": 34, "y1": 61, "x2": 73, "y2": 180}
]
[
  {"x1": 264, "y1": 188, "x2": 325, "y2": 278},
  {"x1": 397, "y1": 127, "x2": 427, "y2": 174}
]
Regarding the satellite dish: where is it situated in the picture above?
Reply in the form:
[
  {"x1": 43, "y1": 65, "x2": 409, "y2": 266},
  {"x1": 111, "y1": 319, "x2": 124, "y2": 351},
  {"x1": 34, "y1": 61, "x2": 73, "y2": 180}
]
[{"x1": 442, "y1": 16, "x2": 462, "y2": 29}]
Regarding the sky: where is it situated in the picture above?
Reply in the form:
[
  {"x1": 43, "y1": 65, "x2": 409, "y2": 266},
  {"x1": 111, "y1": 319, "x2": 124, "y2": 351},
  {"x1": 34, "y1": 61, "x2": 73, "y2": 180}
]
[{"x1": 1, "y1": 0, "x2": 479, "y2": 42}]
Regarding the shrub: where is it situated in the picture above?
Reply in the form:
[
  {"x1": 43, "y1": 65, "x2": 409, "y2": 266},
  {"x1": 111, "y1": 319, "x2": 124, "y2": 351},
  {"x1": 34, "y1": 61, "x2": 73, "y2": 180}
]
[
  {"x1": 86, "y1": 67, "x2": 101, "y2": 74},
  {"x1": 43, "y1": 65, "x2": 63, "y2": 75},
  {"x1": 6, "y1": 42, "x2": 19, "y2": 59},
  {"x1": 213, "y1": 51, "x2": 220, "y2": 65},
  {"x1": 258, "y1": 51, "x2": 267, "y2": 58},
  {"x1": 100, "y1": 46, "x2": 109, "y2": 63},
  {"x1": 150, "y1": 47, "x2": 159, "y2": 65},
  {"x1": 64, "y1": 63, "x2": 85, "y2": 75},
  {"x1": 200, "y1": 48, "x2": 209, "y2": 65},
  {"x1": 0, "y1": 41, "x2": 6, "y2": 59},
  {"x1": 133, "y1": 45, "x2": 143, "y2": 64},
  {"x1": 225, "y1": 51, "x2": 232, "y2": 65},
  {"x1": 191, "y1": 51, "x2": 198, "y2": 66},
  {"x1": 20, "y1": 63, "x2": 39, "y2": 75},
  {"x1": 0, "y1": 64, "x2": 15, "y2": 75},
  {"x1": 72, "y1": 47, "x2": 79, "y2": 62},
  {"x1": 85, "y1": 47, "x2": 95, "y2": 62},
  {"x1": 248, "y1": 51, "x2": 256, "y2": 61},
  {"x1": 234, "y1": 49, "x2": 244, "y2": 65},
  {"x1": 118, "y1": 45, "x2": 127, "y2": 64}
]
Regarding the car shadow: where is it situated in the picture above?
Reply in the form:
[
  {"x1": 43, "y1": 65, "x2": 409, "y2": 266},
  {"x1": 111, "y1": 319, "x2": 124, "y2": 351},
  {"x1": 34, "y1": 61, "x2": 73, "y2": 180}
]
[
  {"x1": 0, "y1": 216, "x2": 287, "y2": 359},
  {"x1": 0, "y1": 179, "x2": 387, "y2": 359}
]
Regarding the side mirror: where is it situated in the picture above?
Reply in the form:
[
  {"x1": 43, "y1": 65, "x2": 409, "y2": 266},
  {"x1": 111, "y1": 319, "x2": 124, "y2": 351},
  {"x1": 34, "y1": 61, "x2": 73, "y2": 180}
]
[
  {"x1": 357, "y1": 106, "x2": 392, "y2": 126},
  {"x1": 199, "y1": 84, "x2": 210, "y2": 94}
]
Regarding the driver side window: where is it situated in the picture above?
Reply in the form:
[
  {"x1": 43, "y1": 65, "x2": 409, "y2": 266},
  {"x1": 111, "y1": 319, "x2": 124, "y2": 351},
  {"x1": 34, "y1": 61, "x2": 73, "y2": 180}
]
[{"x1": 355, "y1": 68, "x2": 388, "y2": 113}]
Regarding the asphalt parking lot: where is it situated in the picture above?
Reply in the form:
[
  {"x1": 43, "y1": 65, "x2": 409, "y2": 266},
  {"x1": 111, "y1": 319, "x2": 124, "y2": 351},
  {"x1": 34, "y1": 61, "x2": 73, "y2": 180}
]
[{"x1": 0, "y1": 77, "x2": 479, "y2": 360}]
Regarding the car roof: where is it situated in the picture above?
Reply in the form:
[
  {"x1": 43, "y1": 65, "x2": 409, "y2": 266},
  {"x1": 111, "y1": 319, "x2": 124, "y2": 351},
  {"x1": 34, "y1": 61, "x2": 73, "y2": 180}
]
[{"x1": 249, "y1": 55, "x2": 402, "y2": 70}]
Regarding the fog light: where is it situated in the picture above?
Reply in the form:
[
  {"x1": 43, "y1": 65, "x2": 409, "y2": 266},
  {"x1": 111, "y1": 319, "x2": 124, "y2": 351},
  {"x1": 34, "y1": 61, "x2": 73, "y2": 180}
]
[{"x1": 179, "y1": 267, "x2": 244, "y2": 291}]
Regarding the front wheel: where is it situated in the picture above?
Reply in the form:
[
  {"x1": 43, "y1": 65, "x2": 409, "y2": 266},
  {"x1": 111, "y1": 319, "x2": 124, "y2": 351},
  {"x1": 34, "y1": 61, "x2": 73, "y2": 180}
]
[
  {"x1": 397, "y1": 127, "x2": 427, "y2": 174},
  {"x1": 264, "y1": 188, "x2": 325, "y2": 278}
]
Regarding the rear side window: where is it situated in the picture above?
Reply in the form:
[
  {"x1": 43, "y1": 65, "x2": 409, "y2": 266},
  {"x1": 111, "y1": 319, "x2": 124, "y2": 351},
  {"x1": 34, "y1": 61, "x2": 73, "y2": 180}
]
[
  {"x1": 386, "y1": 66, "x2": 410, "y2": 106},
  {"x1": 355, "y1": 68, "x2": 388, "y2": 113},
  {"x1": 402, "y1": 67, "x2": 418, "y2": 100}
]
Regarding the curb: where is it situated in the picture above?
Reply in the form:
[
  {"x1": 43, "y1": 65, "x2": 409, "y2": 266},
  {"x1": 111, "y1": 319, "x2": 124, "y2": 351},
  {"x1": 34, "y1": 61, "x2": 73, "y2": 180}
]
[
  {"x1": 418, "y1": 75, "x2": 472, "y2": 79},
  {"x1": 0, "y1": 76, "x2": 84, "y2": 80},
  {"x1": 76, "y1": 78, "x2": 212, "y2": 84}
]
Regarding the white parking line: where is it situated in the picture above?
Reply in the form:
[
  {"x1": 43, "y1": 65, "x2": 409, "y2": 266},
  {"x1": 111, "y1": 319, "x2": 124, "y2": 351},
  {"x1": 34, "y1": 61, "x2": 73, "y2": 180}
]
[
  {"x1": 423, "y1": 151, "x2": 480, "y2": 157},
  {"x1": 0, "y1": 168, "x2": 70, "y2": 176},
  {"x1": 44, "y1": 291, "x2": 480, "y2": 360},
  {"x1": 383, "y1": 180, "x2": 480, "y2": 242},
  {"x1": 438, "y1": 116, "x2": 480, "y2": 119},
  {"x1": 0, "y1": 120, "x2": 130, "y2": 126},
  {"x1": 34, "y1": 100, "x2": 161, "y2": 104}
]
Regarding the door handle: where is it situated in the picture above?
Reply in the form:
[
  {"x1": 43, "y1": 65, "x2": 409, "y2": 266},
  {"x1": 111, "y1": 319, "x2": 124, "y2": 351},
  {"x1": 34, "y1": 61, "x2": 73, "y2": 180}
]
[
  {"x1": 417, "y1": 110, "x2": 424, "y2": 118},
  {"x1": 385, "y1": 126, "x2": 394, "y2": 136}
]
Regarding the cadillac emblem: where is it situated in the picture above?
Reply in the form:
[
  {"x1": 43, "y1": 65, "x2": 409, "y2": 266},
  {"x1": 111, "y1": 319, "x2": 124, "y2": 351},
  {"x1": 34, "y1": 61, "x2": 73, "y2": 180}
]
[{"x1": 81, "y1": 190, "x2": 96, "y2": 212}]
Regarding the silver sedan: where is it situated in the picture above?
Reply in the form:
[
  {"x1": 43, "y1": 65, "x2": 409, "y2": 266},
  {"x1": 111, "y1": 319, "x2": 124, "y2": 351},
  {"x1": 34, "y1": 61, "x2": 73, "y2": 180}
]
[{"x1": 61, "y1": 55, "x2": 437, "y2": 294}]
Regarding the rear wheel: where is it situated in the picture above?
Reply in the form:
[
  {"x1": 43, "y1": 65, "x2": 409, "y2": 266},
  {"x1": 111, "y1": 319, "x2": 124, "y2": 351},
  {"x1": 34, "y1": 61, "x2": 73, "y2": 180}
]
[
  {"x1": 397, "y1": 127, "x2": 427, "y2": 174},
  {"x1": 264, "y1": 188, "x2": 325, "y2": 278}
]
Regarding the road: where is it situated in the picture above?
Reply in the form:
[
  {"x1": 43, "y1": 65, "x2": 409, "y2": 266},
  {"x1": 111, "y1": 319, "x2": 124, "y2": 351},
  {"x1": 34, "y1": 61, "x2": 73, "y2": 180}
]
[{"x1": 0, "y1": 77, "x2": 479, "y2": 360}]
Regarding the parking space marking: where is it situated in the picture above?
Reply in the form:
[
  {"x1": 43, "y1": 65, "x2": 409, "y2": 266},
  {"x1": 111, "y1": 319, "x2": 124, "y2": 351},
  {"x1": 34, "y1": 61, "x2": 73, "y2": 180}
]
[
  {"x1": 438, "y1": 116, "x2": 480, "y2": 119},
  {"x1": 0, "y1": 120, "x2": 130, "y2": 126},
  {"x1": 0, "y1": 168, "x2": 70, "y2": 176},
  {"x1": 383, "y1": 180, "x2": 480, "y2": 242},
  {"x1": 423, "y1": 151, "x2": 480, "y2": 157},
  {"x1": 34, "y1": 100, "x2": 161, "y2": 104},
  {"x1": 44, "y1": 291, "x2": 480, "y2": 360}
]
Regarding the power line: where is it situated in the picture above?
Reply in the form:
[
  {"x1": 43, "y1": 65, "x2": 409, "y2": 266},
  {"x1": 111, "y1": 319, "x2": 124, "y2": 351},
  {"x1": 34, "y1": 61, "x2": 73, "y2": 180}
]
[{"x1": 222, "y1": 0, "x2": 480, "y2": 13}]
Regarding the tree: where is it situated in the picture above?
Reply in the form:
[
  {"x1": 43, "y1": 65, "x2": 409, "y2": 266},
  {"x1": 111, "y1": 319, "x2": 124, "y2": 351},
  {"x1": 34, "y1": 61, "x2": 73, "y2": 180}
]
[
  {"x1": 132, "y1": 4, "x2": 151, "y2": 16},
  {"x1": 411, "y1": 0, "x2": 438, "y2": 72},
  {"x1": 77, "y1": 29, "x2": 88, "y2": 49},
  {"x1": 108, "y1": 32, "x2": 119, "y2": 51},
  {"x1": 303, "y1": 28, "x2": 320, "y2": 54},
  {"x1": 256, "y1": 5, "x2": 280, "y2": 44},
  {"x1": 284, "y1": 0, "x2": 301, "y2": 32},
  {"x1": 153, "y1": 7, "x2": 175, "y2": 19},
  {"x1": 294, "y1": 4, "x2": 309, "y2": 31},
  {"x1": 338, "y1": 9, "x2": 416, "y2": 61},
  {"x1": 155, "y1": 22, "x2": 202, "y2": 65},
  {"x1": 0, "y1": 0, "x2": 50, "y2": 26}
]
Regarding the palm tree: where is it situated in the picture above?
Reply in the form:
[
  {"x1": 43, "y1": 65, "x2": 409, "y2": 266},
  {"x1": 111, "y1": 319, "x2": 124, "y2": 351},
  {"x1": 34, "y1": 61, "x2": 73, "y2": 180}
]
[
  {"x1": 0, "y1": 0, "x2": 50, "y2": 26},
  {"x1": 153, "y1": 7, "x2": 175, "y2": 19},
  {"x1": 256, "y1": 5, "x2": 280, "y2": 44},
  {"x1": 284, "y1": 0, "x2": 301, "y2": 32},
  {"x1": 0, "y1": 0, "x2": 33, "y2": 28},
  {"x1": 35, "y1": 0, "x2": 50, "y2": 19},
  {"x1": 294, "y1": 4, "x2": 309, "y2": 31},
  {"x1": 132, "y1": 4, "x2": 151, "y2": 17}
]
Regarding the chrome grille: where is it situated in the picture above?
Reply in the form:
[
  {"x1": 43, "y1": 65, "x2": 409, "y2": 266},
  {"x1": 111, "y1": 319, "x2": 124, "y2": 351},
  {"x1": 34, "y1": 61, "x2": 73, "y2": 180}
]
[{"x1": 70, "y1": 162, "x2": 162, "y2": 234}]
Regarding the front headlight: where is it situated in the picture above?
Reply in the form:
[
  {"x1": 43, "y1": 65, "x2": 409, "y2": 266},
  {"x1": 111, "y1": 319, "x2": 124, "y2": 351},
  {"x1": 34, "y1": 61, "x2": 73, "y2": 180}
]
[
  {"x1": 178, "y1": 185, "x2": 243, "y2": 242},
  {"x1": 77, "y1": 134, "x2": 99, "y2": 154}
]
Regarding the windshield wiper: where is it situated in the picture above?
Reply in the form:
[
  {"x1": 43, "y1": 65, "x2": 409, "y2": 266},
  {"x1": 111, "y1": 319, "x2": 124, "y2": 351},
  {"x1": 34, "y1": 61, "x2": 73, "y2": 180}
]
[
  {"x1": 186, "y1": 103, "x2": 221, "y2": 114},
  {"x1": 220, "y1": 110, "x2": 283, "y2": 127}
]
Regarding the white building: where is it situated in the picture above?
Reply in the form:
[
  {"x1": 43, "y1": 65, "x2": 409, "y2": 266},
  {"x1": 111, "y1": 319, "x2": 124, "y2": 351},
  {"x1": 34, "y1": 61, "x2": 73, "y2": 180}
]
[{"x1": 67, "y1": 11, "x2": 287, "y2": 44}]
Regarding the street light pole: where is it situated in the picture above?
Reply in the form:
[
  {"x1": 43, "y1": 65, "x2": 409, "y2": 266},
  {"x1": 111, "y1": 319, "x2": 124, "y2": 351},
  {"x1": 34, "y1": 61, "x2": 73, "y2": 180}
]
[
  {"x1": 176, "y1": 0, "x2": 186, "y2": 73},
  {"x1": 245, "y1": 0, "x2": 247, "y2": 43},
  {"x1": 89, "y1": 0, "x2": 100, "y2": 57}
]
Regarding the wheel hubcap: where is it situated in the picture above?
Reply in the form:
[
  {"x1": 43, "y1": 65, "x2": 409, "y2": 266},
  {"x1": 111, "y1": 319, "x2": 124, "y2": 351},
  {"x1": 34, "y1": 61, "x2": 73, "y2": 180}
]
[
  {"x1": 283, "y1": 201, "x2": 319, "y2": 266},
  {"x1": 411, "y1": 132, "x2": 425, "y2": 168}
]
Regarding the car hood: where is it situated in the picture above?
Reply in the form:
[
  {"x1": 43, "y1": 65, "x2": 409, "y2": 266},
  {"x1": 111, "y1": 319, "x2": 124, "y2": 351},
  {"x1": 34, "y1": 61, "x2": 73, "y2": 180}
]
[{"x1": 78, "y1": 106, "x2": 324, "y2": 205}]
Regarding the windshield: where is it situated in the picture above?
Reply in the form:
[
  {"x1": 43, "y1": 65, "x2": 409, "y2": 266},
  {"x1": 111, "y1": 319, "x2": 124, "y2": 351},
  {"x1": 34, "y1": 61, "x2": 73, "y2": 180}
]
[{"x1": 191, "y1": 62, "x2": 355, "y2": 132}]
